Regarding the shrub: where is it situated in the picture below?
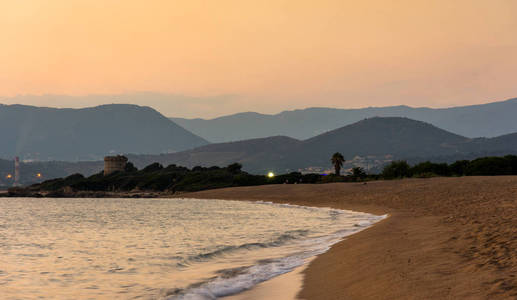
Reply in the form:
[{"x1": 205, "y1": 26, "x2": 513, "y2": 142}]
[
  {"x1": 381, "y1": 161, "x2": 411, "y2": 179},
  {"x1": 449, "y1": 160, "x2": 469, "y2": 176},
  {"x1": 124, "y1": 162, "x2": 138, "y2": 172},
  {"x1": 142, "y1": 163, "x2": 163, "y2": 172},
  {"x1": 466, "y1": 157, "x2": 512, "y2": 176},
  {"x1": 227, "y1": 163, "x2": 243, "y2": 174},
  {"x1": 351, "y1": 167, "x2": 367, "y2": 180},
  {"x1": 410, "y1": 161, "x2": 450, "y2": 177}
]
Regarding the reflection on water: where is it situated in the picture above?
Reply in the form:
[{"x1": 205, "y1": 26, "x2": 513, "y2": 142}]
[{"x1": 0, "y1": 198, "x2": 383, "y2": 299}]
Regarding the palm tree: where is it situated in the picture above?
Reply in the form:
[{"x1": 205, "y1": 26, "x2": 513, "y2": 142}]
[{"x1": 331, "y1": 152, "x2": 345, "y2": 175}]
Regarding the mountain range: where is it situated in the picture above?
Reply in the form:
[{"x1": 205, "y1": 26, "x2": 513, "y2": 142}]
[
  {"x1": 171, "y1": 97, "x2": 517, "y2": 142},
  {"x1": 4, "y1": 98, "x2": 517, "y2": 163},
  {"x1": 0, "y1": 104, "x2": 208, "y2": 161},
  {"x1": 3, "y1": 116, "x2": 517, "y2": 186},
  {"x1": 3, "y1": 99, "x2": 517, "y2": 185},
  {"x1": 126, "y1": 117, "x2": 517, "y2": 174}
]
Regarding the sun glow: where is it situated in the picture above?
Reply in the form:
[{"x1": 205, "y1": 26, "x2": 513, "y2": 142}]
[{"x1": 267, "y1": 172, "x2": 275, "y2": 178}]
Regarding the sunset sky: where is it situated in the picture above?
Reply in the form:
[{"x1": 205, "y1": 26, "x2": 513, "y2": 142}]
[{"x1": 1, "y1": 0, "x2": 517, "y2": 118}]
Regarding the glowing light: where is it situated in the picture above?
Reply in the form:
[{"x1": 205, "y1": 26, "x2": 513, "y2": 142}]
[
  {"x1": 6, "y1": 174, "x2": 12, "y2": 179},
  {"x1": 267, "y1": 172, "x2": 275, "y2": 178},
  {"x1": 36, "y1": 173, "x2": 42, "y2": 178}
]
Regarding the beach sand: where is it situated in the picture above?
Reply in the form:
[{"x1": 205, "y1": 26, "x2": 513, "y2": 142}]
[
  {"x1": 223, "y1": 261, "x2": 308, "y2": 300},
  {"x1": 183, "y1": 176, "x2": 517, "y2": 299}
]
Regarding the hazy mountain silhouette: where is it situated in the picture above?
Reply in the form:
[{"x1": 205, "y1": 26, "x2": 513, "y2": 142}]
[
  {"x1": 297, "y1": 117, "x2": 469, "y2": 167},
  {"x1": 457, "y1": 132, "x2": 517, "y2": 155},
  {"x1": 4, "y1": 117, "x2": 517, "y2": 181},
  {"x1": 0, "y1": 104, "x2": 208, "y2": 161},
  {"x1": 125, "y1": 136, "x2": 302, "y2": 175},
  {"x1": 171, "y1": 98, "x2": 517, "y2": 142},
  {"x1": 128, "y1": 117, "x2": 517, "y2": 174}
]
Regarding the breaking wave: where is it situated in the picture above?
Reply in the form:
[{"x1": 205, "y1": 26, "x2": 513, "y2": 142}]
[{"x1": 164, "y1": 205, "x2": 386, "y2": 300}]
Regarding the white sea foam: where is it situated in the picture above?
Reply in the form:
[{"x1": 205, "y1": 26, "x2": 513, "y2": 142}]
[{"x1": 165, "y1": 201, "x2": 386, "y2": 300}]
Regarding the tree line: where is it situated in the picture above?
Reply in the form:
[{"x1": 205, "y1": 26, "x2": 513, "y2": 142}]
[
  {"x1": 10, "y1": 154, "x2": 517, "y2": 197},
  {"x1": 330, "y1": 152, "x2": 517, "y2": 179},
  {"x1": 381, "y1": 155, "x2": 517, "y2": 179}
]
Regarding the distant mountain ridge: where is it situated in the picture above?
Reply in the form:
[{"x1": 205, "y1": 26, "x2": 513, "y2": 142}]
[
  {"x1": 126, "y1": 135, "x2": 303, "y2": 174},
  {"x1": 171, "y1": 98, "x2": 517, "y2": 142},
  {"x1": 4, "y1": 116, "x2": 517, "y2": 184},
  {"x1": 0, "y1": 104, "x2": 208, "y2": 161},
  {"x1": 127, "y1": 117, "x2": 517, "y2": 174}
]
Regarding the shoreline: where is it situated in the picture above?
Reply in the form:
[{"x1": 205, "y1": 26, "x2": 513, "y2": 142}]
[
  {"x1": 180, "y1": 193, "x2": 390, "y2": 300},
  {"x1": 4, "y1": 176, "x2": 517, "y2": 298},
  {"x1": 223, "y1": 259, "x2": 310, "y2": 300},
  {"x1": 217, "y1": 203, "x2": 386, "y2": 300},
  {"x1": 168, "y1": 199, "x2": 386, "y2": 300},
  {"x1": 181, "y1": 176, "x2": 517, "y2": 299}
]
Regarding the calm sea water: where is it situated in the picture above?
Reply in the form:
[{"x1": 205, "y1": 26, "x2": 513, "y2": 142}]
[{"x1": 0, "y1": 197, "x2": 384, "y2": 299}]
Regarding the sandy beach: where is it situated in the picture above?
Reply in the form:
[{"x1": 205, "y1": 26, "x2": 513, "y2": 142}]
[{"x1": 183, "y1": 176, "x2": 517, "y2": 299}]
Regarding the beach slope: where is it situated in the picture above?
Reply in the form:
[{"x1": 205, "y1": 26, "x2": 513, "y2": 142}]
[{"x1": 184, "y1": 176, "x2": 517, "y2": 299}]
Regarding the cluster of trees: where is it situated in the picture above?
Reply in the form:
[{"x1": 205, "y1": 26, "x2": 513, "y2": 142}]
[
  {"x1": 381, "y1": 155, "x2": 517, "y2": 179},
  {"x1": 32, "y1": 162, "x2": 266, "y2": 193},
  {"x1": 23, "y1": 153, "x2": 517, "y2": 195},
  {"x1": 30, "y1": 162, "x2": 346, "y2": 193},
  {"x1": 330, "y1": 152, "x2": 517, "y2": 180}
]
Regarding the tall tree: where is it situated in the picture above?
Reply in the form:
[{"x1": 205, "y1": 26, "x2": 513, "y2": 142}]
[{"x1": 331, "y1": 152, "x2": 345, "y2": 175}]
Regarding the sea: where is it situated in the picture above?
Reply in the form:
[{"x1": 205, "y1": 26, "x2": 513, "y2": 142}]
[{"x1": 0, "y1": 197, "x2": 384, "y2": 299}]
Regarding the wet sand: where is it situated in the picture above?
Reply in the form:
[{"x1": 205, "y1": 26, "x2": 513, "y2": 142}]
[
  {"x1": 223, "y1": 261, "x2": 308, "y2": 300},
  {"x1": 184, "y1": 176, "x2": 517, "y2": 299}
]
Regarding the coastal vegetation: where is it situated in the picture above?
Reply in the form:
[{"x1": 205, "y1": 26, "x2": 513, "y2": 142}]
[
  {"x1": 7, "y1": 155, "x2": 517, "y2": 196},
  {"x1": 10, "y1": 162, "x2": 341, "y2": 196},
  {"x1": 381, "y1": 155, "x2": 517, "y2": 179}
]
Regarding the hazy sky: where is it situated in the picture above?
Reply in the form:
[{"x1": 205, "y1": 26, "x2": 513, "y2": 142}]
[{"x1": 1, "y1": 0, "x2": 517, "y2": 118}]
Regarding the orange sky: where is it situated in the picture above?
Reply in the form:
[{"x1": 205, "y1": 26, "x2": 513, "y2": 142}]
[{"x1": 1, "y1": 0, "x2": 517, "y2": 117}]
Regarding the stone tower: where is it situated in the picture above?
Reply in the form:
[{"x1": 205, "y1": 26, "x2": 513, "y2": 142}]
[{"x1": 104, "y1": 155, "x2": 128, "y2": 175}]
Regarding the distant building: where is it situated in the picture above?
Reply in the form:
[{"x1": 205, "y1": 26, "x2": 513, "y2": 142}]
[
  {"x1": 104, "y1": 155, "x2": 128, "y2": 175},
  {"x1": 13, "y1": 157, "x2": 20, "y2": 187}
]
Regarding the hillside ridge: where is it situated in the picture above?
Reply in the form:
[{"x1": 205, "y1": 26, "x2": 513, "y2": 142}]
[{"x1": 171, "y1": 98, "x2": 517, "y2": 142}]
